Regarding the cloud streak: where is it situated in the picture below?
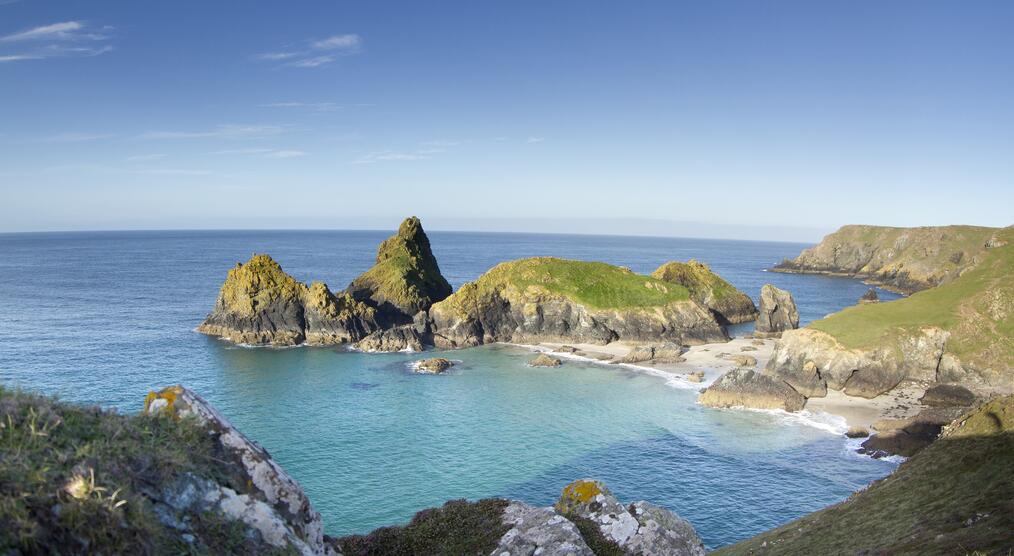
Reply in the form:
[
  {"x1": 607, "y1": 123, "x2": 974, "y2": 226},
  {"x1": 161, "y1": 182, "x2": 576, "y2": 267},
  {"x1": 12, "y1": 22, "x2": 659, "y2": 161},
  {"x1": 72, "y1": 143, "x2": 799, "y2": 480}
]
[
  {"x1": 138, "y1": 124, "x2": 287, "y2": 140},
  {"x1": 0, "y1": 20, "x2": 114, "y2": 62},
  {"x1": 255, "y1": 32, "x2": 361, "y2": 68}
]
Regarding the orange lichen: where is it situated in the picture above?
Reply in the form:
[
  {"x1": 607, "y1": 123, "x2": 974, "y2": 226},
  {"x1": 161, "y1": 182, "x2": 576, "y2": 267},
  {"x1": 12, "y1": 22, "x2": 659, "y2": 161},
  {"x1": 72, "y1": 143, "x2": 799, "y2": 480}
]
[
  {"x1": 557, "y1": 480, "x2": 603, "y2": 513},
  {"x1": 143, "y1": 386, "x2": 183, "y2": 417}
]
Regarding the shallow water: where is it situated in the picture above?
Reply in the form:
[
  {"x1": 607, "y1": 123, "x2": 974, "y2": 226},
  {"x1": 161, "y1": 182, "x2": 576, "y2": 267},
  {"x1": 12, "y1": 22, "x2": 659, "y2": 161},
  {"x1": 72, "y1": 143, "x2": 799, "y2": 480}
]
[{"x1": 0, "y1": 230, "x2": 900, "y2": 547}]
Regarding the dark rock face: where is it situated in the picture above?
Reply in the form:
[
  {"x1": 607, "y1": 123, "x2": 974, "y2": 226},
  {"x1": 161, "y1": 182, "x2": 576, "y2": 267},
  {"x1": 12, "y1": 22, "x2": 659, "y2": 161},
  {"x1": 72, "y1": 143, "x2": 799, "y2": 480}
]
[
  {"x1": 197, "y1": 255, "x2": 378, "y2": 346},
  {"x1": 859, "y1": 288, "x2": 880, "y2": 304},
  {"x1": 651, "y1": 260, "x2": 758, "y2": 325},
  {"x1": 920, "y1": 384, "x2": 979, "y2": 407},
  {"x1": 861, "y1": 406, "x2": 970, "y2": 457},
  {"x1": 347, "y1": 217, "x2": 453, "y2": 326},
  {"x1": 754, "y1": 284, "x2": 800, "y2": 338},
  {"x1": 355, "y1": 326, "x2": 425, "y2": 352},
  {"x1": 698, "y1": 368, "x2": 806, "y2": 412}
]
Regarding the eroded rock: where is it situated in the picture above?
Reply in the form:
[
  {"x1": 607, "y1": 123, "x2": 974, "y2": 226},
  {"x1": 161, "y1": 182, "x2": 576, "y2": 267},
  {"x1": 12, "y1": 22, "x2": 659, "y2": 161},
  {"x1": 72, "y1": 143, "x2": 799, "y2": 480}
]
[
  {"x1": 415, "y1": 357, "x2": 453, "y2": 374},
  {"x1": 698, "y1": 369, "x2": 806, "y2": 412},
  {"x1": 754, "y1": 284, "x2": 799, "y2": 338},
  {"x1": 530, "y1": 353, "x2": 563, "y2": 367}
]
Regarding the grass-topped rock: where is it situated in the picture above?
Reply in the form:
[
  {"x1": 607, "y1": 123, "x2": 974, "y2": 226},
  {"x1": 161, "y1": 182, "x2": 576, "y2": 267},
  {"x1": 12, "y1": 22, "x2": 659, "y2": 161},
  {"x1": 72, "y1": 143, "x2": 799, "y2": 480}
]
[
  {"x1": 428, "y1": 257, "x2": 728, "y2": 348},
  {"x1": 347, "y1": 216, "x2": 452, "y2": 326},
  {"x1": 652, "y1": 260, "x2": 757, "y2": 324},
  {"x1": 198, "y1": 253, "x2": 378, "y2": 346}
]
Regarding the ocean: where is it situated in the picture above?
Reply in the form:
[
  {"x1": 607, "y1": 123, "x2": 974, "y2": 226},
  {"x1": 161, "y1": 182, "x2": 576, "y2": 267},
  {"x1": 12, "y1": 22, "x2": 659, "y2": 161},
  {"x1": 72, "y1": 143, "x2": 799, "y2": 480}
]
[{"x1": 0, "y1": 229, "x2": 902, "y2": 548}]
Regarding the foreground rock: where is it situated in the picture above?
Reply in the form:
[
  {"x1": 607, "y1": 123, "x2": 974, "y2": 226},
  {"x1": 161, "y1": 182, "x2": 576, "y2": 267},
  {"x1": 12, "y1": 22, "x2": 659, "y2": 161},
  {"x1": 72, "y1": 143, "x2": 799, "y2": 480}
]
[
  {"x1": 429, "y1": 257, "x2": 728, "y2": 349},
  {"x1": 198, "y1": 254, "x2": 378, "y2": 346},
  {"x1": 529, "y1": 353, "x2": 563, "y2": 367},
  {"x1": 347, "y1": 216, "x2": 453, "y2": 326},
  {"x1": 771, "y1": 224, "x2": 998, "y2": 294},
  {"x1": 415, "y1": 357, "x2": 453, "y2": 374},
  {"x1": 754, "y1": 284, "x2": 799, "y2": 338},
  {"x1": 698, "y1": 368, "x2": 806, "y2": 412},
  {"x1": 651, "y1": 260, "x2": 758, "y2": 324},
  {"x1": 715, "y1": 395, "x2": 1014, "y2": 555}
]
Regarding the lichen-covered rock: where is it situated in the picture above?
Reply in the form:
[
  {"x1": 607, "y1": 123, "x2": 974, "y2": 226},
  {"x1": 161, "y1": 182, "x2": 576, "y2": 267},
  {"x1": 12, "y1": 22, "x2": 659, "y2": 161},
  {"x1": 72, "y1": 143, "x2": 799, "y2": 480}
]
[
  {"x1": 429, "y1": 258, "x2": 728, "y2": 349},
  {"x1": 627, "y1": 501, "x2": 706, "y2": 556},
  {"x1": 198, "y1": 254, "x2": 377, "y2": 346},
  {"x1": 754, "y1": 284, "x2": 799, "y2": 338},
  {"x1": 144, "y1": 386, "x2": 335, "y2": 555},
  {"x1": 355, "y1": 326, "x2": 425, "y2": 352},
  {"x1": 530, "y1": 353, "x2": 563, "y2": 367},
  {"x1": 415, "y1": 357, "x2": 453, "y2": 374},
  {"x1": 859, "y1": 288, "x2": 880, "y2": 304},
  {"x1": 698, "y1": 369, "x2": 806, "y2": 412},
  {"x1": 494, "y1": 501, "x2": 594, "y2": 556},
  {"x1": 920, "y1": 384, "x2": 979, "y2": 407},
  {"x1": 651, "y1": 260, "x2": 758, "y2": 325},
  {"x1": 347, "y1": 217, "x2": 452, "y2": 326}
]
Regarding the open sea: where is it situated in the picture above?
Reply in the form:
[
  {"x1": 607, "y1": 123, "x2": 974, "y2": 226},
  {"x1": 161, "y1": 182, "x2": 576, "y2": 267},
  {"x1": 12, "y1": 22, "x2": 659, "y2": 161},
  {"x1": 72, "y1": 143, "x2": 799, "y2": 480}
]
[{"x1": 0, "y1": 230, "x2": 903, "y2": 549}]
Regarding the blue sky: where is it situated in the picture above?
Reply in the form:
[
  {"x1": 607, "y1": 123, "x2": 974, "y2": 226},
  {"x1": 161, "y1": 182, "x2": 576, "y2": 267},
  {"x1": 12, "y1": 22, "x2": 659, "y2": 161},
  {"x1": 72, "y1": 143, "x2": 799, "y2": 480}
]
[{"x1": 1, "y1": 1, "x2": 1012, "y2": 239}]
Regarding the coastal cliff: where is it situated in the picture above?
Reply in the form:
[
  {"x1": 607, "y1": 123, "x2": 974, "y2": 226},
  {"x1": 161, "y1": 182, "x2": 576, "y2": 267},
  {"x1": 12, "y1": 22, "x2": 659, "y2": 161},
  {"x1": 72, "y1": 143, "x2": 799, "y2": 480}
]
[
  {"x1": 651, "y1": 260, "x2": 757, "y2": 325},
  {"x1": 772, "y1": 224, "x2": 998, "y2": 293},
  {"x1": 428, "y1": 257, "x2": 729, "y2": 348}
]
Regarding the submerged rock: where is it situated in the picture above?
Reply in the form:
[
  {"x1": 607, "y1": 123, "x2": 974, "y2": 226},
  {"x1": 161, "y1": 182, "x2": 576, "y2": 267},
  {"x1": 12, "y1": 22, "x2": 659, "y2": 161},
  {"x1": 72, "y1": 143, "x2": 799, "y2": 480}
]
[
  {"x1": 859, "y1": 288, "x2": 880, "y2": 304},
  {"x1": 651, "y1": 260, "x2": 758, "y2": 325},
  {"x1": 698, "y1": 368, "x2": 806, "y2": 412},
  {"x1": 529, "y1": 353, "x2": 563, "y2": 367},
  {"x1": 754, "y1": 284, "x2": 799, "y2": 338},
  {"x1": 415, "y1": 357, "x2": 453, "y2": 374}
]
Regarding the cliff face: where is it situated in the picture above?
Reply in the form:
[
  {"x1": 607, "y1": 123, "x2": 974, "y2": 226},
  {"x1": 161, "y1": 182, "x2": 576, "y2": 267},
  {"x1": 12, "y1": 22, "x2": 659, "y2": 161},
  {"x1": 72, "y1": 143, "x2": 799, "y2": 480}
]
[
  {"x1": 772, "y1": 224, "x2": 998, "y2": 293},
  {"x1": 428, "y1": 257, "x2": 728, "y2": 348},
  {"x1": 651, "y1": 260, "x2": 757, "y2": 325},
  {"x1": 714, "y1": 396, "x2": 1014, "y2": 556},
  {"x1": 197, "y1": 254, "x2": 378, "y2": 346},
  {"x1": 347, "y1": 216, "x2": 452, "y2": 325}
]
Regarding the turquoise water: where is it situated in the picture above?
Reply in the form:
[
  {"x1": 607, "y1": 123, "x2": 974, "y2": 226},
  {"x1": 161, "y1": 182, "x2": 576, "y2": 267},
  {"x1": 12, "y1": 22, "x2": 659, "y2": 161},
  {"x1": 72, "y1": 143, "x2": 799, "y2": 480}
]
[{"x1": 0, "y1": 230, "x2": 900, "y2": 548}]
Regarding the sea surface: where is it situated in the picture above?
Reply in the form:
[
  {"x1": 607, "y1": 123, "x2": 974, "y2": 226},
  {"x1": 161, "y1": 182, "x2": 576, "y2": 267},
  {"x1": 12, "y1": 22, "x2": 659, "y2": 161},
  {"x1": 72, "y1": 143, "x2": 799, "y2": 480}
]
[{"x1": 0, "y1": 230, "x2": 902, "y2": 548}]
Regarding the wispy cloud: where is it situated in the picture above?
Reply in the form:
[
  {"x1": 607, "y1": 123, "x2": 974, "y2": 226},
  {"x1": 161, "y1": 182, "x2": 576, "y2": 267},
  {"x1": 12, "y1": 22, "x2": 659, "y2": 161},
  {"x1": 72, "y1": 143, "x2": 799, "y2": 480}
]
[
  {"x1": 353, "y1": 151, "x2": 430, "y2": 164},
  {"x1": 0, "y1": 20, "x2": 113, "y2": 62},
  {"x1": 255, "y1": 33, "x2": 362, "y2": 68},
  {"x1": 138, "y1": 124, "x2": 287, "y2": 140},
  {"x1": 260, "y1": 101, "x2": 340, "y2": 112},
  {"x1": 526, "y1": 136, "x2": 546, "y2": 144},
  {"x1": 125, "y1": 153, "x2": 167, "y2": 161},
  {"x1": 209, "y1": 147, "x2": 307, "y2": 159},
  {"x1": 35, "y1": 132, "x2": 114, "y2": 143},
  {"x1": 266, "y1": 149, "x2": 306, "y2": 159}
]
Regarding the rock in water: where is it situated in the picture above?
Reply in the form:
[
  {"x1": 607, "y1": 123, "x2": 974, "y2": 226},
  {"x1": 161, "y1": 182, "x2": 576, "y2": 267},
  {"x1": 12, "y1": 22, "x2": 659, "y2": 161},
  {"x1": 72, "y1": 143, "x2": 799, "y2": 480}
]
[
  {"x1": 754, "y1": 284, "x2": 799, "y2": 338},
  {"x1": 651, "y1": 260, "x2": 758, "y2": 324},
  {"x1": 347, "y1": 216, "x2": 452, "y2": 326},
  {"x1": 529, "y1": 353, "x2": 563, "y2": 367},
  {"x1": 197, "y1": 254, "x2": 377, "y2": 346},
  {"x1": 698, "y1": 368, "x2": 806, "y2": 412},
  {"x1": 415, "y1": 357, "x2": 453, "y2": 374},
  {"x1": 429, "y1": 257, "x2": 728, "y2": 349},
  {"x1": 555, "y1": 479, "x2": 706, "y2": 555},
  {"x1": 859, "y1": 288, "x2": 880, "y2": 304}
]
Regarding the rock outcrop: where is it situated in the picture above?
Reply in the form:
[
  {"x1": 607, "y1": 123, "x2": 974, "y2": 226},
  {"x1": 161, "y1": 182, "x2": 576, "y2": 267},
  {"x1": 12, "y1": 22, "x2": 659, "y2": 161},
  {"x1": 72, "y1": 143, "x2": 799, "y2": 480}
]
[
  {"x1": 698, "y1": 368, "x2": 806, "y2": 412},
  {"x1": 429, "y1": 257, "x2": 728, "y2": 349},
  {"x1": 354, "y1": 325, "x2": 425, "y2": 352},
  {"x1": 529, "y1": 353, "x2": 563, "y2": 367},
  {"x1": 859, "y1": 288, "x2": 879, "y2": 304},
  {"x1": 197, "y1": 254, "x2": 378, "y2": 346},
  {"x1": 860, "y1": 406, "x2": 971, "y2": 458},
  {"x1": 347, "y1": 216, "x2": 452, "y2": 326},
  {"x1": 651, "y1": 260, "x2": 758, "y2": 324},
  {"x1": 771, "y1": 224, "x2": 998, "y2": 294},
  {"x1": 616, "y1": 343, "x2": 686, "y2": 364},
  {"x1": 920, "y1": 383, "x2": 978, "y2": 407},
  {"x1": 414, "y1": 357, "x2": 453, "y2": 374},
  {"x1": 754, "y1": 284, "x2": 799, "y2": 338}
]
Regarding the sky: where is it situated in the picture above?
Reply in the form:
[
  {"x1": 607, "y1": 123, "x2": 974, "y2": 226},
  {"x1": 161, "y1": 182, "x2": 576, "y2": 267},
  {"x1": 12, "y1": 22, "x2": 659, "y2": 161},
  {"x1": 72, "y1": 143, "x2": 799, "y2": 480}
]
[{"x1": 1, "y1": 1, "x2": 1012, "y2": 241}]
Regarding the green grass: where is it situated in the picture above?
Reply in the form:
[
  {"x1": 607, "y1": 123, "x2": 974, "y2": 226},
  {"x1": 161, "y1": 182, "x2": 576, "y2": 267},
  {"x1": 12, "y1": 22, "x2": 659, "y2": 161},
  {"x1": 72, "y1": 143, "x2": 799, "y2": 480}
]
[
  {"x1": 651, "y1": 260, "x2": 741, "y2": 301},
  {"x1": 809, "y1": 226, "x2": 1013, "y2": 369},
  {"x1": 0, "y1": 386, "x2": 282, "y2": 555},
  {"x1": 440, "y1": 257, "x2": 692, "y2": 313},
  {"x1": 714, "y1": 396, "x2": 1014, "y2": 555}
]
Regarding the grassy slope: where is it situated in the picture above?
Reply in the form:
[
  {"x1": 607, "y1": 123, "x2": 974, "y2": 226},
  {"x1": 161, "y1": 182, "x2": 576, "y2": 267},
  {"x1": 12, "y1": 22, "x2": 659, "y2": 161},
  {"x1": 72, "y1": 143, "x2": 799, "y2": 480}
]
[
  {"x1": 0, "y1": 387, "x2": 285, "y2": 555},
  {"x1": 714, "y1": 396, "x2": 1014, "y2": 556},
  {"x1": 809, "y1": 226, "x2": 1013, "y2": 369},
  {"x1": 439, "y1": 257, "x2": 692, "y2": 313},
  {"x1": 651, "y1": 260, "x2": 742, "y2": 301}
]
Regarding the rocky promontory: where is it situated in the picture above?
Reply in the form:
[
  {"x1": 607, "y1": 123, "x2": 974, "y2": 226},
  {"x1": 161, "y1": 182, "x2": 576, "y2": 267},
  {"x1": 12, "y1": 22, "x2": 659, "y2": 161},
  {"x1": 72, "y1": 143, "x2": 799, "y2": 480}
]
[
  {"x1": 651, "y1": 260, "x2": 757, "y2": 325},
  {"x1": 753, "y1": 284, "x2": 799, "y2": 338},
  {"x1": 428, "y1": 257, "x2": 729, "y2": 349},
  {"x1": 772, "y1": 224, "x2": 998, "y2": 294}
]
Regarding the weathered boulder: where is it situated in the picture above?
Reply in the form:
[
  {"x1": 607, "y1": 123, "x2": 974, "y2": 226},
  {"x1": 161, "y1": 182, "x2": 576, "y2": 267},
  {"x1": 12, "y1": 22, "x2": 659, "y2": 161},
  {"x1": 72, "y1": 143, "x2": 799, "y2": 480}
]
[
  {"x1": 754, "y1": 284, "x2": 799, "y2": 338},
  {"x1": 555, "y1": 479, "x2": 705, "y2": 556},
  {"x1": 845, "y1": 426, "x2": 869, "y2": 438},
  {"x1": 728, "y1": 354, "x2": 758, "y2": 368},
  {"x1": 530, "y1": 353, "x2": 563, "y2": 367},
  {"x1": 859, "y1": 288, "x2": 880, "y2": 304},
  {"x1": 415, "y1": 357, "x2": 453, "y2": 374},
  {"x1": 144, "y1": 386, "x2": 335, "y2": 555},
  {"x1": 920, "y1": 384, "x2": 978, "y2": 407},
  {"x1": 429, "y1": 258, "x2": 728, "y2": 349},
  {"x1": 698, "y1": 369, "x2": 806, "y2": 412},
  {"x1": 347, "y1": 217, "x2": 452, "y2": 326},
  {"x1": 355, "y1": 326, "x2": 425, "y2": 352},
  {"x1": 198, "y1": 254, "x2": 377, "y2": 346},
  {"x1": 618, "y1": 343, "x2": 686, "y2": 364},
  {"x1": 495, "y1": 501, "x2": 594, "y2": 556},
  {"x1": 651, "y1": 260, "x2": 758, "y2": 325}
]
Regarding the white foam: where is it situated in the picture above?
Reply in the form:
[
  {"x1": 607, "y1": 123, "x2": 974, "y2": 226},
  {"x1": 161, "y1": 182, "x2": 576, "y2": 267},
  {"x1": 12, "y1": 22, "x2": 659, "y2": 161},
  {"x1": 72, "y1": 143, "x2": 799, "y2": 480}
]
[
  {"x1": 731, "y1": 406, "x2": 850, "y2": 436},
  {"x1": 843, "y1": 436, "x2": 907, "y2": 464}
]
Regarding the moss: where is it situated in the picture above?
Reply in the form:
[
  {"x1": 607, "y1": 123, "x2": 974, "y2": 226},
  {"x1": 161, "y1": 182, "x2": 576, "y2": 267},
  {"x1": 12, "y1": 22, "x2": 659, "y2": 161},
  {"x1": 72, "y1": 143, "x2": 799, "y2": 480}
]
[
  {"x1": 651, "y1": 260, "x2": 740, "y2": 301},
  {"x1": 334, "y1": 498, "x2": 510, "y2": 555}
]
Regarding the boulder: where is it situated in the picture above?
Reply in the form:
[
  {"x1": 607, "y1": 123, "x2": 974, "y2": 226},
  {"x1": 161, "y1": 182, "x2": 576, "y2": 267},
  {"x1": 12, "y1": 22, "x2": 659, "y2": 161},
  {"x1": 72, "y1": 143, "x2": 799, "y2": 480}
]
[
  {"x1": 729, "y1": 354, "x2": 758, "y2": 368},
  {"x1": 529, "y1": 353, "x2": 563, "y2": 367},
  {"x1": 415, "y1": 357, "x2": 453, "y2": 374},
  {"x1": 920, "y1": 384, "x2": 978, "y2": 407},
  {"x1": 554, "y1": 345, "x2": 579, "y2": 353},
  {"x1": 618, "y1": 343, "x2": 686, "y2": 364},
  {"x1": 495, "y1": 501, "x2": 593, "y2": 556},
  {"x1": 859, "y1": 288, "x2": 880, "y2": 304},
  {"x1": 651, "y1": 260, "x2": 758, "y2": 325},
  {"x1": 845, "y1": 426, "x2": 869, "y2": 438},
  {"x1": 863, "y1": 406, "x2": 970, "y2": 457},
  {"x1": 754, "y1": 284, "x2": 799, "y2": 338},
  {"x1": 686, "y1": 371, "x2": 705, "y2": 383},
  {"x1": 698, "y1": 369, "x2": 806, "y2": 412}
]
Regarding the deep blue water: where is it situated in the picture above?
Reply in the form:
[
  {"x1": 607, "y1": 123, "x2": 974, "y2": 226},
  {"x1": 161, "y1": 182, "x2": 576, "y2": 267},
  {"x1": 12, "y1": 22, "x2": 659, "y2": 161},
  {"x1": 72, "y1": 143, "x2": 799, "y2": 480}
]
[{"x1": 0, "y1": 230, "x2": 901, "y2": 548}]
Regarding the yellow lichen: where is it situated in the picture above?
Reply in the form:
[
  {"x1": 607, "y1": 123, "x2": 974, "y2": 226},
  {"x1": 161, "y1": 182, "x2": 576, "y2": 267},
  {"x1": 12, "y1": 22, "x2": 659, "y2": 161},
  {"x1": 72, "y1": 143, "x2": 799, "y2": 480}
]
[
  {"x1": 143, "y1": 386, "x2": 183, "y2": 417},
  {"x1": 556, "y1": 479, "x2": 603, "y2": 514}
]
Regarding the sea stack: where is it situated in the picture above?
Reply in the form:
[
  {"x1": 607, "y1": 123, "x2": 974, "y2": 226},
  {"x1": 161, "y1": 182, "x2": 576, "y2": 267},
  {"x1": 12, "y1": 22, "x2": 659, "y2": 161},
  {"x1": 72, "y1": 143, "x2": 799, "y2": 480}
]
[{"x1": 754, "y1": 284, "x2": 799, "y2": 338}]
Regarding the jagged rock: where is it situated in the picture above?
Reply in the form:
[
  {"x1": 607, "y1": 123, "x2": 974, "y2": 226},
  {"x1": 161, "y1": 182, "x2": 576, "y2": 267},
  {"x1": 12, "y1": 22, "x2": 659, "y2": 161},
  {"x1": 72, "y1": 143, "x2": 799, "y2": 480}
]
[
  {"x1": 754, "y1": 284, "x2": 799, "y2": 338},
  {"x1": 845, "y1": 426, "x2": 869, "y2": 438},
  {"x1": 144, "y1": 386, "x2": 335, "y2": 555},
  {"x1": 355, "y1": 326, "x2": 424, "y2": 352},
  {"x1": 198, "y1": 254, "x2": 377, "y2": 346},
  {"x1": 698, "y1": 369, "x2": 806, "y2": 412},
  {"x1": 415, "y1": 357, "x2": 453, "y2": 374},
  {"x1": 555, "y1": 479, "x2": 705, "y2": 556},
  {"x1": 530, "y1": 353, "x2": 563, "y2": 367},
  {"x1": 920, "y1": 384, "x2": 978, "y2": 407},
  {"x1": 863, "y1": 406, "x2": 970, "y2": 457},
  {"x1": 494, "y1": 501, "x2": 594, "y2": 556},
  {"x1": 651, "y1": 260, "x2": 758, "y2": 325},
  {"x1": 429, "y1": 258, "x2": 728, "y2": 349},
  {"x1": 347, "y1": 217, "x2": 452, "y2": 325},
  {"x1": 859, "y1": 288, "x2": 880, "y2": 304},
  {"x1": 618, "y1": 343, "x2": 687, "y2": 364},
  {"x1": 985, "y1": 235, "x2": 1008, "y2": 249}
]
